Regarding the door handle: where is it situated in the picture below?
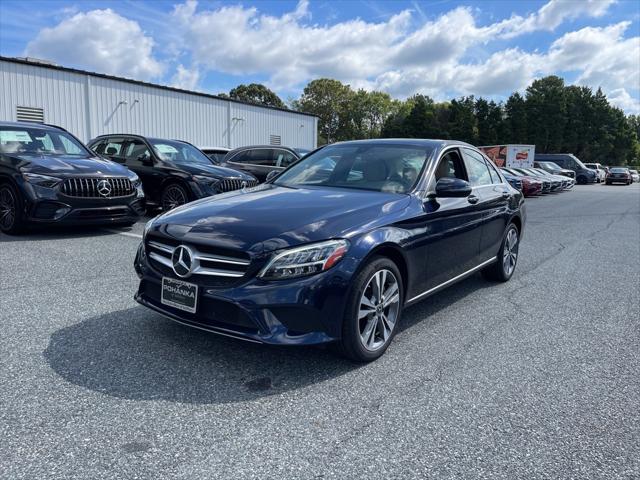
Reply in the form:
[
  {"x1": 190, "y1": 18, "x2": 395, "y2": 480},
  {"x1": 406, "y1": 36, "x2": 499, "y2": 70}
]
[{"x1": 467, "y1": 194, "x2": 479, "y2": 204}]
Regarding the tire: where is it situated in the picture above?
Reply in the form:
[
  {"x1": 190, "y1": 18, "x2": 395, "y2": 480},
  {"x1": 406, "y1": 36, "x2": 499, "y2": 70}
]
[
  {"x1": 161, "y1": 183, "x2": 189, "y2": 211},
  {"x1": 338, "y1": 257, "x2": 404, "y2": 362},
  {"x1": 482, "y1": 223, "x2": 519, "y2": 282},
  {"x1": 577, "y1": 176, "x2": 587, "y2": 185},
  {"x1": 606, "y1": 181, "x2": 611, "y2": 185},
  {"x1": 0, "y1": 182, "x2": 25, "y2": 235}
]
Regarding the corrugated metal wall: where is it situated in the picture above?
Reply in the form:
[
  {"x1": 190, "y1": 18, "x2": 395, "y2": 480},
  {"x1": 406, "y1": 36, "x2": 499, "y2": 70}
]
[{"x1": 0, "y1": 59, "x2": 317, "y2": 149}]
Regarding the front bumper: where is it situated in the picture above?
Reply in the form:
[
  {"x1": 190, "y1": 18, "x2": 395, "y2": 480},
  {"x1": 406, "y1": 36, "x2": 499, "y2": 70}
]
[
  {"x1": 21, "y1": 181, "x2": 144, "y2": 225},
  {"x1": 133, "y1": 242, "x2": 355, "y2": 345}
]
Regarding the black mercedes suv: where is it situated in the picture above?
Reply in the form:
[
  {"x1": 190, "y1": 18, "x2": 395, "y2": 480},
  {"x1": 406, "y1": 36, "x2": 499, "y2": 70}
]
[
  {"x1": 88, "y1": 135, "x2": 258, "y2": 211},
  {"x1": 0, "y1": 121, "x2": 144, "y2": 234}
]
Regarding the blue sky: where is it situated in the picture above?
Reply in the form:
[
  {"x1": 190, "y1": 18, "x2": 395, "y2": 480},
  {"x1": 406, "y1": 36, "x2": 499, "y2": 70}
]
[{"x1": 1, "y1": 0, "x2": 639, "y2": 112}]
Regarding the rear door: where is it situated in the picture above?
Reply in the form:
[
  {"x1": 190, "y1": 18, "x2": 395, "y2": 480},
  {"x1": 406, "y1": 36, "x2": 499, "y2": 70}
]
[{"x1": 225, "y1": 149, "x2": 275, "y2": 181}]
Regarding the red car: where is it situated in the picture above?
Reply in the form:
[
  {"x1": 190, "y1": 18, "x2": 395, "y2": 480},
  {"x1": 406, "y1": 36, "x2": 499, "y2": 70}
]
[{"x1": 501, "y1": 168, "x2": 543, "y2": 196}]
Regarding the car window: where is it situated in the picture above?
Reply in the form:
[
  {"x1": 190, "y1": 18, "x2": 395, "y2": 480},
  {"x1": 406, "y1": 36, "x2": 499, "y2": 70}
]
[
  {"x1": 433, "y1": 150, "x2": 466, "y2": 186},
  {"x1": 0, "y1": 126, "x2": 87, "y2": 156},
  {"x1": 276, "y1": 150, "x2": 297, "y2": 168},
  {"x1": 274, "y1": 144, "x2": 432, "y2": 194},
  {"x1": 462, "y1": 149, "x2": 492, "y2": 186},
  {"x1": 95, "y1": 138, "x2": 126, "y2": 157},
  {"x1": 478, "y1": 152, "x2": 502, "y2": 184},
  {"x1": 124, "y1": 139, "x2": 152, "y2": 165},
  {"x1": 248, "y1": 149, "x2": 277, "y2": 167}
]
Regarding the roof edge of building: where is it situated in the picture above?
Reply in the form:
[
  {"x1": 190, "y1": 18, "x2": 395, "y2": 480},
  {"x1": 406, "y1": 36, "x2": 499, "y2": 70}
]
[{"x1": 0, "y1": 56, "x2": 318, "y2": 119}]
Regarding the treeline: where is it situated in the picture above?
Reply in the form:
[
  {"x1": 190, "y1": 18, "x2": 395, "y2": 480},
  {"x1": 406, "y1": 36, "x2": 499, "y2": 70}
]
[{"x1": 221, "y1": 77, "x2": 640, "y2": 166}]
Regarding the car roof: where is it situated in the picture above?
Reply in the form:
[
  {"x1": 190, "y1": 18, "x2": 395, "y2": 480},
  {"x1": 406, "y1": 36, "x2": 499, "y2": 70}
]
[
  {"x1": 199, "y1": 146, "x2": 230, "y2": 151},
  {"x1": 89, "y1": 134, "x2": 192, "y2": 145},
  {"x1": 0, "y1": 120, "x2": 66, "y2": 132}
]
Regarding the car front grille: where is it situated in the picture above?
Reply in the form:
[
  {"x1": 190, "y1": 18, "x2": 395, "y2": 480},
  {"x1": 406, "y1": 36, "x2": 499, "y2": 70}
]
[
  {"x1": 145, "y1": 234, "x2": 252, "y2": 287},
  {"x1": 216, "y1": 178, "x2": 259, "y2": 193},
  {"x1": 61, "y1": 177, "x2": 134, "y2": 198}
]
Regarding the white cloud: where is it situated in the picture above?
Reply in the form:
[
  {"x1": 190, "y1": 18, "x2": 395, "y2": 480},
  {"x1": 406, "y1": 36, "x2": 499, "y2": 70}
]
[
  {"x1": 171, "y1": 64, "x2": 200, "y2": 90},
  {"x1": 607, "y1": 88, "x2": 640, "y2": 114},
  {"x1": 20, "y1": 0, "x2": 639, "y2": 113},
  {"x1": 25, "y1": 9, "x2": 164, "y2": 80},
  {"x1": 496, "y1": 0, "x2": 616, "y2": 39}
]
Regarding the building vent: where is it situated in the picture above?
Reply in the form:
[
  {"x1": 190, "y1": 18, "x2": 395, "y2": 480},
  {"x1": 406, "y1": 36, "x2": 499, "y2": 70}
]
[
  {"x1": 269, "y1": 135, "x2": 281, "y2": 146},
  {"x1": 16, "y1": 106, "x2": 44, "y2": 123}
]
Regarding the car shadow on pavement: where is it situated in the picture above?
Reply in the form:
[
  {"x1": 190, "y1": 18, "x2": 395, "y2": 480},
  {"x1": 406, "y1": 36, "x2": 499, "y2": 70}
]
[
  {"x1": 44, "y1": 273, "x2": 493, "y2": 405},
  {"x1": 44, "y1": 306, "x2": 360, "y2": 405}
]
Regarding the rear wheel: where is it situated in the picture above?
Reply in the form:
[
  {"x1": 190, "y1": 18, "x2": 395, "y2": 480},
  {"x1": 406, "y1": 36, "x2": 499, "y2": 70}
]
[
  {"x1": 577, "y1": 175, "x2": 587, "y2": 185},
  {"x1": 161, "y1": 183, "x2": 189, "y2": 211},
  {"x1": 482, "y1": 223, "x2": 519, "y2": 282},
  {"x1": 339, "y1": 257, "x2": 403, "y2": 362}
]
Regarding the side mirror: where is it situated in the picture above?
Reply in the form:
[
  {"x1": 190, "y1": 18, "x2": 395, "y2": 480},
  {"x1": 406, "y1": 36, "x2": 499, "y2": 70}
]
[
  {"x1": 434, "y1": 177, "x2": 472, "y2": 198},
  {"x1": 266, "y1": 170, "x2": 279, "y2": 182},
  {"x1": 138, "y1": 153, "x2": 153, "y2": 165}
]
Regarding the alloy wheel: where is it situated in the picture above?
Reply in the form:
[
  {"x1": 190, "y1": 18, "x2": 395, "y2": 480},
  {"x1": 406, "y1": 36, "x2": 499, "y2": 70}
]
[
  {"x1": 162, "y1": 185, "x2": 187, "y2": 211},
  {"x1": 502, "y1": 228, "x2": 519, "y2": 276},
  {"x1": 0, "y1": 186, "x2": 16, "y2": 230},
  {"x1": 358, "y1": 269, "x2": 400, "y2": 351}
]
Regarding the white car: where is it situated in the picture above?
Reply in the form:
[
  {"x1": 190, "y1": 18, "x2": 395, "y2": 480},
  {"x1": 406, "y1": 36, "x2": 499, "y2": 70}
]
[
  {"x1": 584, "y1": 163, "x2": 606, "y2": 183},
  {"x1": 629, "y1": 169, "x2": 639, "y2": 183}
]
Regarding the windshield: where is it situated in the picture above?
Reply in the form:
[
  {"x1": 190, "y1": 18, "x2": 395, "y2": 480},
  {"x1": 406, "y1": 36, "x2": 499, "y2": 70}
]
[
  {"x1": 610, "y1": 167, "x2": 628, "y2": 173},
  {"x1": 150, "y1": 139, "x2": 212, "y2": 165},
  {"x1": 274, "y1": 143, "x2": 433, "y2": 194},
  {"x1": 0, "y1": 126, "x2": 88, "y2": 156}
]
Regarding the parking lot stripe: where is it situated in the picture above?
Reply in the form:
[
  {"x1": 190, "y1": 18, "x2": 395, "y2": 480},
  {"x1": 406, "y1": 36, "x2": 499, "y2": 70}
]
[{"x1": 102, "y1": 229, "x2": 143, "y2": 239}]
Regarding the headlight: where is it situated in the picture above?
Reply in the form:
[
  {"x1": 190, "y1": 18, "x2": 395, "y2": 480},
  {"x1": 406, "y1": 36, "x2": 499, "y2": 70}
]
[
  {"x1": 193, "y1": 175, "x2": 219, "y2": 186},
  {"x1": 22, "y1": 172, "x2": 62, "y2": 188},
  {"x1": 127, "y1": 173, "x2": 144, "y2": 198},
  {"x1": 259, "y1": 239, "x2": 350, "y2": 280}
]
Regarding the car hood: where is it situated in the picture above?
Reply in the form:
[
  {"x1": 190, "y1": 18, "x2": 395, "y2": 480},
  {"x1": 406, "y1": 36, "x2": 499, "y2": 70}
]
[
  {"x1": 152, "y1": 184, "x2": 411, "y2": 254},
  {"x1": 10, "y1": 153, "x2": 132, "y2": 177},
  {"x1": 174, "y1": 162, "x2": 257, "y2": 181}
]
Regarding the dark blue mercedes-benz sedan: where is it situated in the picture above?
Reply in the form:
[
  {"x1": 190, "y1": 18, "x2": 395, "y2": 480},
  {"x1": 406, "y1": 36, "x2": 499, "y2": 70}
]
[{"x1": 134, "y1": 139, "x2": 525, "y2": 361}]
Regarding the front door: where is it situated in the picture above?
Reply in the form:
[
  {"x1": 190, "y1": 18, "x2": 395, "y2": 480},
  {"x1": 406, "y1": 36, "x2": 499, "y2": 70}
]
[{"x1": 410, "y1": 148, "x2": 484, "y2": 296}]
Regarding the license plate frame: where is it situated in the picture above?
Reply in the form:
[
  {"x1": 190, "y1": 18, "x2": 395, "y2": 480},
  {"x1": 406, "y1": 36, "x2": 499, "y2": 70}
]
[{"x1": 161, "y1": 277, "x2": 198, "y2": 314}]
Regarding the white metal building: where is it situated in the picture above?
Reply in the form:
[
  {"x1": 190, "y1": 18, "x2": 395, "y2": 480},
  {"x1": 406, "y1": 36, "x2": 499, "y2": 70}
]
[{"x1": 0, "y1": 56, "x2": 317, "y2": 149}]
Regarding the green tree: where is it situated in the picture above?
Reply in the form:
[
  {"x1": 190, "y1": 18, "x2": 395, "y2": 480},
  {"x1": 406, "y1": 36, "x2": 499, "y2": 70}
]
[
  {"x1": 447, "y1": 96, "x2": 477, "y2": 144},
  {"x1": 525, "y1": 76, "x2": 567, "y2": 152},
  {"x1": 297, "y1": 79, "x2": 354, "y2": 143},
  {"x1": 228, "y1": 83, "x2": 285, "y2": 108},
  {"x1": 475, "y1": 98, "x2": 504, "y2": 145},
  {"x1": 504, "y1": 92, "x2": 527, "y2": 143}
]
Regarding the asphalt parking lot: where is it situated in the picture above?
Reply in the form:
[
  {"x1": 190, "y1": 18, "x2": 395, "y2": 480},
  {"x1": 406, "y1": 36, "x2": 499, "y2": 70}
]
[{"x1": 1, "y1": 184, "x2": 639, "y2": 479}]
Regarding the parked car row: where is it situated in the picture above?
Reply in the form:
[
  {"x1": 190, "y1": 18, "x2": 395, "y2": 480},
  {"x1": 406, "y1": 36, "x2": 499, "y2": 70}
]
[
  {"x1": 500, "y1": 166, "x2": 574, "y2": 197},
  {"x1": 0, "y1": 121, "x2": 312, "y2": 233}
]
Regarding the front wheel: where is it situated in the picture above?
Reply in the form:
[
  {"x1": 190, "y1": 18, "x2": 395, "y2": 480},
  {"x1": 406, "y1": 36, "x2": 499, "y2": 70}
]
[
  {"x1": 161, "y1": 183, "x2": 189, "y2": 211},
  {"x1": 482, "y1": 223, "x2": 519, "y2": 282},
  {"x1": 0, "y1": 183, "x2": 25, "y2": 235},
  {"x1": 339, "y1": 257, "x2": 404, "y2": 362}
]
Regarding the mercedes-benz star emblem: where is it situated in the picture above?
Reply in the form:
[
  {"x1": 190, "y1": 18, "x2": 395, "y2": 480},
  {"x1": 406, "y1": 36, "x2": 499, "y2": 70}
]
[
  {"x1": 171, "y1": 245, "x2": 194, "y2": 278},
  {"x1": 241, "y1": 180, "x2": 247, "y2": 192},
  {"x1": 96, "y1": 179, "x2": 112, "y2": 197}
]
